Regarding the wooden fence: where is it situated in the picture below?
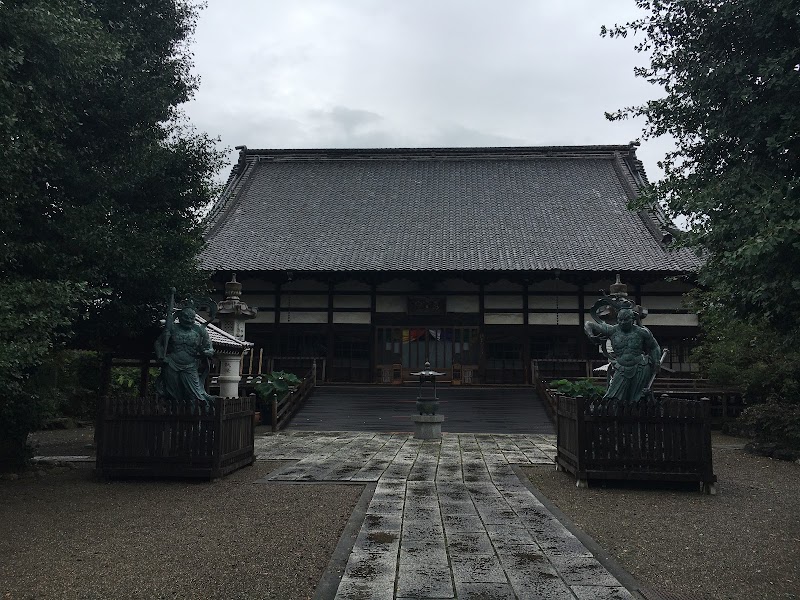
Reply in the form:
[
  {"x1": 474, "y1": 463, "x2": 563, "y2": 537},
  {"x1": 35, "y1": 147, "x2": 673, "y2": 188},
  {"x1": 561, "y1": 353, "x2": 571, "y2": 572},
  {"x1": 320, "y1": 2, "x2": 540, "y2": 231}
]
[
  {"x1": 541, "y1": 382, "x2": 744, "y2": 427},
  {"x1": 97, "y1": 395, "x2": 255, "y2": 479},
  {"x1": 269, "y1": 364, "x2": 317, "y2": 432},
  {"x1": 555, "y1": 394, "x2": 716, "y2": 493}
]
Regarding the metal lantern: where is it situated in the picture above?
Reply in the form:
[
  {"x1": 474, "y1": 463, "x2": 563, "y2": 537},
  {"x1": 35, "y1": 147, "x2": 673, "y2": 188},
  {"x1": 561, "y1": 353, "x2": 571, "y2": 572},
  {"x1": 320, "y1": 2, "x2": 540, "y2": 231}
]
[{"x1": 411, "y1": 361, "x2": 445, "y2": 415}]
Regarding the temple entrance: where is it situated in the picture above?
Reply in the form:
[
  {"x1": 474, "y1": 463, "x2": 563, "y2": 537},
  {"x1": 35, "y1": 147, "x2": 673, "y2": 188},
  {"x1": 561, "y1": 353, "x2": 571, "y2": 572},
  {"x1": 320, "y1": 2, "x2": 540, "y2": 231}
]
[
  {"x1": 375, "y1": 327, "x2": 479, "y2": 383},
  {"x1": 285, "y1": 385, "x2": 554, "y2": 434}
]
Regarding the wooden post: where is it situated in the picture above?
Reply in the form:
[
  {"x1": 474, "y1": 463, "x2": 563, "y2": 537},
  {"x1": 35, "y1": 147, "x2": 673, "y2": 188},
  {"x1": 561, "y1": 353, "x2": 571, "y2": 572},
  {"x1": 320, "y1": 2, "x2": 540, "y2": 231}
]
[
  {"x1": 700, "y1": 397, "x2": 716, "y2": 494},
  {"x1": 138, "y1": 358, "x2": 150, "y2": 398},
  {"x1": 95, "y1": 353, "x2": 113, "y2": 451},
  {"x1": 312, "y1": 361, "x2": 317, "y2": 385},
  {"x1": 271, "y1": 397, "x2": 278, "y2": 433},
  {"x1": 212, "y1": 397, "x2": 223, "y2": 479},
  {"x1": 575, "y1": 395, "x2": 588, "y2": 488},
  {"x1": 554, "y1": 390, "x2": 562, "y2": 471}
]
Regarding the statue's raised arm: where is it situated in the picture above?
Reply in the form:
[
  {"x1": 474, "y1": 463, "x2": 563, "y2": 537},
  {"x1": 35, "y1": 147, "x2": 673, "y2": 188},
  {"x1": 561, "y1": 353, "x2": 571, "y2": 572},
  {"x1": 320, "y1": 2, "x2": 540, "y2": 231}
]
[
  {"x1": 584, "y1": 307, "x2": 662, "y2": 405},
  {"x1": 154, "y1": 299, "x2": 216, "y2": 414}
]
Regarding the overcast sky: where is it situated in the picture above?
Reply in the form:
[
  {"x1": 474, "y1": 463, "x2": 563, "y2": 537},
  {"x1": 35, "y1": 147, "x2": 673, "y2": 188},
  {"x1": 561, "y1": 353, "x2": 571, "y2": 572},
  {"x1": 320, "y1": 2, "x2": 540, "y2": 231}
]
[{"x1": 184, "y1": 1, "x2": 671, "y2": 181}]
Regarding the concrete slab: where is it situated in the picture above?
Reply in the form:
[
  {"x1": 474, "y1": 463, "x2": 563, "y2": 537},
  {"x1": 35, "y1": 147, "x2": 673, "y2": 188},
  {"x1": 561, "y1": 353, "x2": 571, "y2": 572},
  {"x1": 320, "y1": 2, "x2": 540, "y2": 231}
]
[{"x1": 257, "y1": 431, "x2": 638, "y2": 599}]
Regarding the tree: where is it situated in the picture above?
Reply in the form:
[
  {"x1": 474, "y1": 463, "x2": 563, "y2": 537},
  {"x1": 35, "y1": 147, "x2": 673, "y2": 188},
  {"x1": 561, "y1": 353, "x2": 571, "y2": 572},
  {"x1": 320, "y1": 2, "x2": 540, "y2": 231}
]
[
  {"x1": 603, "y1": 0, "x2": 800, "y2": 324},
  {"x1": 0, "y1": 0, "x2": 224, "y2": 468},
  {"x1": 603, "y1": 0, "x2": 800, "y2": 452}
]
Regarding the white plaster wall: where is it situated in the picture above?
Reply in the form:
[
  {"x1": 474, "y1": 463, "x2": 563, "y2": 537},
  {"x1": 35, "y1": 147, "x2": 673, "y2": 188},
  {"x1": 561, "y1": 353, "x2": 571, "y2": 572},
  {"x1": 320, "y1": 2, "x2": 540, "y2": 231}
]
[
  {"x1": 528, "y1": 313, "x2": 580, "y2": 325},
  {"x1": 641, "y1": 280, "x2": 693, "y2": 293},
  {"x1": 251, "y1": 311, "x2": 276, "y2": 324},
  {"x1": 528, "y1": 295, "x2": 579, "y2": 309},
  {"x1": 485, "y1": 295, "x2": 523, "y2": 309},
  {"x1": 447, "y1": 296, "x2": 479, "y2": 312},
  {"x1": 246, "y1": 294, "x2": 276, "y2": 308},
  {"x1": 485, "y1": 313, "x2": 524, "y2": 325},
  {"x1": 643, "y1": 314, "x2": 699, "y2": 326},
  {"x1": 376, "y1": 296, "x2": 407, "y2": 312},
  {"x1": 279, "y1": 311, "x2": 327, "y2": 324},
  {"x1": 283, "y1": 294, "x2": 327, "y2": 308},
  {"x1": 333, "y1": 312, "x2": 371, "y2": 324},
  {"x1": 333, "y1": 295, "x2": 371, "y2": 309},
  {"x1": 641, "y1": 295, "x2": 687, "y2": 310}
]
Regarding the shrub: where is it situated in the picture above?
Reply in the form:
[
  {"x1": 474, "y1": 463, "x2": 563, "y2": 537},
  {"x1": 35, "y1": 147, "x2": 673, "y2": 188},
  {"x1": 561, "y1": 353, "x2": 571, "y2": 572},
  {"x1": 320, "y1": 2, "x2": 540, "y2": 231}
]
[
  {"x1": 549, "y1": 378, "x2": 605, "y2": 402},
  {"x1": 253, "y1": 371, "x2": 302, "y2": 405},
  {"x1": 735, "y1": 402, "x2": 800, "y2": 453}
]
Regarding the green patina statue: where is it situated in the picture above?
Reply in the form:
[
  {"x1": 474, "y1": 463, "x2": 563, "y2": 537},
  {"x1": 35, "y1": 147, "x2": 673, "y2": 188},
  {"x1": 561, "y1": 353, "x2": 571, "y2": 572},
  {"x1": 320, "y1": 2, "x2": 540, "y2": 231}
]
[
  {"x1": 154, "y1": 290, "x2": 216, "y2": 413},
  {"x1": 584, "y1": 306, "x2": 662, "y2": 405}
]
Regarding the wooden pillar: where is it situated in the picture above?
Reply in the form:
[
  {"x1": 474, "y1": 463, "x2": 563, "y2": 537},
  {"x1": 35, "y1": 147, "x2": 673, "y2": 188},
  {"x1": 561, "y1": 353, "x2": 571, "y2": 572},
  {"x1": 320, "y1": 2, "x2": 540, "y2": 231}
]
[
  {"x1": 478, "y1": 283, "x2": 486, "y2": 383},
  {"x1": 522, "y1": 280, "x2": 531, "y2": 384},
  {"x1": 95, "y1": 352, "x2": 113, "y2": 449},
  {"x1": 326, "y1": 280, "x2": 334, "y2": 383},
  {"x1": 369, "y1": 281, "x2": 377, "y2": 383},
  {"x1": 138, "y1": 357, "x2": 150, "y2": 398},
  {"x1": 578, "y1": 283, "x2": 590, "y2": 377},
  {"x1": 274, "y1": 281, "x2": 282, "y2": 352}
]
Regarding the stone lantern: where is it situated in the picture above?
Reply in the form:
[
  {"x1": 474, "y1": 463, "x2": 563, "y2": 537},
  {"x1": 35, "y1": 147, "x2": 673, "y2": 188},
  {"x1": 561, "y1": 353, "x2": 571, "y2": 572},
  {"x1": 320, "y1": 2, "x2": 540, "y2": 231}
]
[
  {"x1": 410, "y1": 361, "x2": 445, "y2": 439},
  {"x1": 216, "y1": 273, "x2": 257, "y2": 398}
]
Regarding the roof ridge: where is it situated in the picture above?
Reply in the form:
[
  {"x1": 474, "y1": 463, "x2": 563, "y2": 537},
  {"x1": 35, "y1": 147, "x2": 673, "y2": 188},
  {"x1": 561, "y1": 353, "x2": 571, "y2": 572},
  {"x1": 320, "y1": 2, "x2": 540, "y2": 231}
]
[
  {"x1": 240, "y1": 145, "x2": 636, "y2": 161},
  {"x1": 203, "y1": 151, "x2": 259, "y2": 241}
]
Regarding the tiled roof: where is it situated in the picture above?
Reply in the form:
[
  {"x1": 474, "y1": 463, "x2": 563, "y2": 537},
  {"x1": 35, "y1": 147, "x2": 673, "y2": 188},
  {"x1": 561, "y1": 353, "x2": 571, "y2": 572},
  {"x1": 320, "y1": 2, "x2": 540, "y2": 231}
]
[
  {"x1": 200, "y1": 146, "x2": 699, "y2": 273},
  {"x1": 194, "y1": 315, "x2": 253, "y2": 352}
]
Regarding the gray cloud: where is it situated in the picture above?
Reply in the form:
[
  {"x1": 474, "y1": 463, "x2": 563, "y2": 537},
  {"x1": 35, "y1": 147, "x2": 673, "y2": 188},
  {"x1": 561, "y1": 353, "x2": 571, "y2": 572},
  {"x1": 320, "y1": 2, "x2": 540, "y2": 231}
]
[{"x1": 186, "y1": 1, "x2": 672, "y2": 181}]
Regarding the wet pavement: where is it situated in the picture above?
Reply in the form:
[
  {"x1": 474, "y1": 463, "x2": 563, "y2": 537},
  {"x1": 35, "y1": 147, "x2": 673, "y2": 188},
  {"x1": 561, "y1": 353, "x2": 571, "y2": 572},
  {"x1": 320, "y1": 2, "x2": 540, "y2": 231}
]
[{"x1": 256, "y1": 431, "x2": 634, "y2": 600}]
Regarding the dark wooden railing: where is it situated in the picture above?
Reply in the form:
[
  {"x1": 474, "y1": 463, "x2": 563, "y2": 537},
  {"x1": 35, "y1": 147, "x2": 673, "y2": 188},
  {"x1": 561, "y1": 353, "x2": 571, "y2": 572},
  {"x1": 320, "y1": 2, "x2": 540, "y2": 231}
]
[
  {"x1": 270, "y1": 364, "x2": 317, "y2": 432},
  {"x1": 556, "y1": 394, "x2": 716, "y2": 493},
  {"x1": 97, "y1": 395, "x2": 255, "y2": 479},
  {"x1": 541, "y1": 382, "x2": 744, "y2": 427}
]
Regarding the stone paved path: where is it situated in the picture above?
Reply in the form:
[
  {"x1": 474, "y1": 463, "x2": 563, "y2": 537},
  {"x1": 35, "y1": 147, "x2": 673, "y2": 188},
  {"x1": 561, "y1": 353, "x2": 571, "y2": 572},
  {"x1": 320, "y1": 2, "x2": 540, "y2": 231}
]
[{"x1": 256, "y1": 432, "x2": 633, "y2": 600}]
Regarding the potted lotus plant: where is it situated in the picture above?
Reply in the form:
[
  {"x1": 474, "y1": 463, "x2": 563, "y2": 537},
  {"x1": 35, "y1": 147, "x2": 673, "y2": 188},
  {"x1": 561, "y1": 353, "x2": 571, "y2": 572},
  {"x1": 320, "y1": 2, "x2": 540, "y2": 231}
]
[{"x1": 253, "y1": 371, "x2": 302, "y2": 425}]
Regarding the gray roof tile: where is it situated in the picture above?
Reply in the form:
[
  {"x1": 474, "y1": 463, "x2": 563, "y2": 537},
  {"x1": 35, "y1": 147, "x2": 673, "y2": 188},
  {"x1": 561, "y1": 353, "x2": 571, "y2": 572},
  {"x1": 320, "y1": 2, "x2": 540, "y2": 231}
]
[{"x1": 200, "y1": 146, "x2": 699, "y2": 273}]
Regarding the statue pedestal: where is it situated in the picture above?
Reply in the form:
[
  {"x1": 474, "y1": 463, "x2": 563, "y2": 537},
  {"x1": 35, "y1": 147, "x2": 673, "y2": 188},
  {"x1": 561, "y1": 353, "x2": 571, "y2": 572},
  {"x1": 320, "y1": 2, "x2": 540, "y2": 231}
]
[
  {"x1": 413, "y1": 414, "x2": 444, "y2": 440},
  {"x1": 217, "y1": 355, "x2": 242, "y2": 398}
]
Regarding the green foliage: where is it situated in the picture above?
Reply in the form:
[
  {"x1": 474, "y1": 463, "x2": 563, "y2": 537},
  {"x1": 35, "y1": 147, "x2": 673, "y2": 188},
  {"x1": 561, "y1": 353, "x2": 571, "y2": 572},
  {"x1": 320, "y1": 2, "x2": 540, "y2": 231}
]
[
  {"x1": 549, "y1": 379, "x2": 605, "y2": 402},
  {"x1": 30, "y1": 351, "x2": 102, "y2": 420},
  {"x1": 737, "y1": 403, "x2": 800, "y2": 453},
  {"x1": 110, "y1": 367, "x2": 160, "y2": 400},
  {"x1": 0, "y1": 0, "x2": 224, "y2": 468},
  {"x1": 604, "y1": 1, "x2": 800, "y2": 447},
  {"x1": 693, "y1": 314, "x2": 800, "y2": 404},
  {"x1": 0, "y1": 280, "x2": 86, "y2": 470},
  {"x1": 603, "y1": 0, "x2": 800, "y2": 327},
  {"x1": 254, "y1": 371, "x2": 303, "y2": 404}
]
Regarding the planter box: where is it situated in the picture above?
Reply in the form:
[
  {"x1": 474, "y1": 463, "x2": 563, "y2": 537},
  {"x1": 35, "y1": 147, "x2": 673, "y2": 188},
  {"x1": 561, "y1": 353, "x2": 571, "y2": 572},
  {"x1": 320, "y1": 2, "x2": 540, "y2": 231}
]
[
  {"x1": 556, "y1": 394, "x2": 716, "y2": 494},
  {"x1": 97, "y1": 395, "x2": 255, "y2": 479}
]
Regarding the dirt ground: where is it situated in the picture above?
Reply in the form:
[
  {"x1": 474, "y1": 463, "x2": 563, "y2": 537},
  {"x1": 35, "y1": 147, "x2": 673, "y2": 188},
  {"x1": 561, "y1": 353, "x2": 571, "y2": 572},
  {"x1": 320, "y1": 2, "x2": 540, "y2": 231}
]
[
  {"x1": 522, "y1": 434, "x2": 800, "y2": 600},
  {"x1": 15, "y1": 428, "x2": 800, "y2": 600},
  {"x1": 1, "y1": 457, "x2": 362, "y2": 600}
]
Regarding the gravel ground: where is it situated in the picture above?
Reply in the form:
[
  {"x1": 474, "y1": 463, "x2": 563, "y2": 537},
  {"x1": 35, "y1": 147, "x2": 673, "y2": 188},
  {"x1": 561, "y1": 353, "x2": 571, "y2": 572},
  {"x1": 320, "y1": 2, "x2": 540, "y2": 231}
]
[
  {"x1": 17, "y1": 428, "x2": 800, "y2": 600},
  {"x1": 522, "y1": 434, "x2": 800, "y2": 600},
  {"x1": 28, "y1": 425, "x2": 97, "y2": 457},
  {"x1": 1, "y1": 458, "x2": 362, "y2": 599}
]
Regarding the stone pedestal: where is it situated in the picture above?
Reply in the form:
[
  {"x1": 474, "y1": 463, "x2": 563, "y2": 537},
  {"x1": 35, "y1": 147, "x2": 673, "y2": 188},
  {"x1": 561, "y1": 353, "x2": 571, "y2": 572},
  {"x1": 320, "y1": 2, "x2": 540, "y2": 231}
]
[
  {"x1": 413, "y1": 414, "x2": 444, "y2": 440},
  {"x1": 217, "y1": 354, "x2": 242, "y2": 398},
  {"x1": 216, "y1": 273, "x2": 257, "y2": 398}
]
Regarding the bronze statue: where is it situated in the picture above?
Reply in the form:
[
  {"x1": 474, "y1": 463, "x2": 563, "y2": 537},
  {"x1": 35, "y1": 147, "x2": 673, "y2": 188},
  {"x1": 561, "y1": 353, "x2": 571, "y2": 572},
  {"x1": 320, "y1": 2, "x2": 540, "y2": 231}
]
[
  {"x1": 154, "y1": 291, "x2": 216, "y2": 413},
  {"x1": 584, "y1": 307, "x2": 662, "y2": 405}
]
